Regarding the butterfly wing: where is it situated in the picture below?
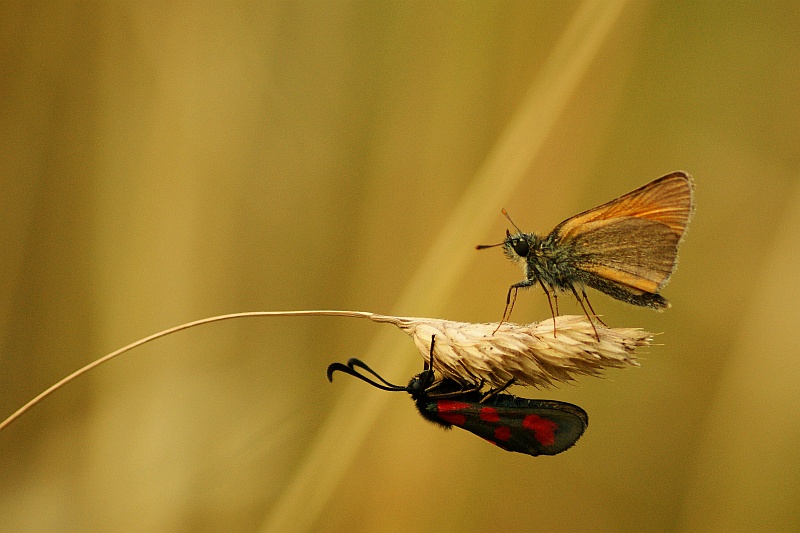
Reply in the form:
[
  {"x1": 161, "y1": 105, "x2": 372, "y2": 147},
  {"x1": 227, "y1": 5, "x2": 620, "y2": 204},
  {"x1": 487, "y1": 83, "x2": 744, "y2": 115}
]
[
  {"x1": 552, "y1": 172, "x2": 694, "y2": 295},
  {"x1": 422, "y1": 396, "x2": 588, "y2": 456}
]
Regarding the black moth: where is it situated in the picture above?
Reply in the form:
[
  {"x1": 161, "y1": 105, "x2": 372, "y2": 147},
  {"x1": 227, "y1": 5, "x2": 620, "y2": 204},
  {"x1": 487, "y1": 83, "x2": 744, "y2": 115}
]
[{"x1": 327, "y1": 336, "x2": 588, "y2": 457}]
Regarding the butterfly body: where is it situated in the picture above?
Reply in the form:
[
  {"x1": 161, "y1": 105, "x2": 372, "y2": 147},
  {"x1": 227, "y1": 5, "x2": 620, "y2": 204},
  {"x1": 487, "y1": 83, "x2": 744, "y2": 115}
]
[
  {"x1": 486, "y1": 172, "x2": 695, "y2": 318},
  {"x1": 505, "y1": 224, "x2": 670, "y2": 309}
]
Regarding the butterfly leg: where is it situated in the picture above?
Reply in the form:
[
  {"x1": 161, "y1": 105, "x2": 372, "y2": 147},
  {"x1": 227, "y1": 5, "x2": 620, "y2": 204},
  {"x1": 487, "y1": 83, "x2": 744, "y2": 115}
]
[
  {"x1": 581, "y1": 288, "x2": 608, "y2": 327},
  {"x1": 504, "y1": 286, "x2": 518, "y2": 323},
  {"x1": 494, "y1": 283, "x2": 522, "y2": 334},
  {"x1": 536, "y1": 278, "x2": 558, "y2": 337},
  {"x1": 493, "y1": 288, "x2": 511, "y2": 334},
  {"x1": 570, "y1": 286, "x2": 600, "y2": 341},
  {"x1": 553, "y1": 290, "x2": 559, "y2": 316}
]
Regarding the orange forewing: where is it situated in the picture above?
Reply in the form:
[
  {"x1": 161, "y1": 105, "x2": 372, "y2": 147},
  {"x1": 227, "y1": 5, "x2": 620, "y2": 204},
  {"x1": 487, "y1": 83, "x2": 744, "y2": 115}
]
[
  {"x1": 553, "y1": 172, "x2": 694, "y2": 293},
  {"x1": 553, "y1": 172, "x2": 694, "y2": 241}
]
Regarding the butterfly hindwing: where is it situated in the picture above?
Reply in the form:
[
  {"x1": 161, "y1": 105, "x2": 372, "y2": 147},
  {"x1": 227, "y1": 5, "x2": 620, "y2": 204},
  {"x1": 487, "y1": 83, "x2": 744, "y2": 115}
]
[{"x1": 568, "y1": 219, "x2": 679, "y2": 292}]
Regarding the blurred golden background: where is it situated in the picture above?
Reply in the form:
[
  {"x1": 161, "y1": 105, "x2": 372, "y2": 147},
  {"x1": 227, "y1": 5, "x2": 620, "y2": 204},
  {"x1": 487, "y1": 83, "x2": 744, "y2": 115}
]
[{"x1": 1, "y1": 1, "x2": 799, "y2": 532}]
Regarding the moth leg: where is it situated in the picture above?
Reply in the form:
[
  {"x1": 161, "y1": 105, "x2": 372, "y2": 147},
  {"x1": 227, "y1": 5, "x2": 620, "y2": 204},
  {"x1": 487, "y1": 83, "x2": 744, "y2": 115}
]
[
  {"x1": 570, "y1": 286, "x2": 600, "y2": 341},
  {"x1": 427, "y1": 379, "x2": 484, "y2": 399},
  {"x1": 418, "y1": 335, "x2": 439, "y2": 389},
  {"x1": 425, "y1": 334, "x2": 486, "y2": 396},
  {"x1": 480, "y1": 378, "x2": 516, "y2": 403}
]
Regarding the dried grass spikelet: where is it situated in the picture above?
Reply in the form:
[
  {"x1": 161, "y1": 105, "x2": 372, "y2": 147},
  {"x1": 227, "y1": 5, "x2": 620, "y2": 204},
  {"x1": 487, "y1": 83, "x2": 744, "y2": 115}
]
[{"x1": 369, "y1": 313, "x2": 652, "y2": 388}]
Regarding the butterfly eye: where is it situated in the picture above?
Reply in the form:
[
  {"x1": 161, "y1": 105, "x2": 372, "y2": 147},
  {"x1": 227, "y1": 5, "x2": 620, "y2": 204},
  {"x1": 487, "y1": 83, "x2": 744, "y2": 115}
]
[{"x1": 511, "y1": 238, "x2": 529, "y2": 257}]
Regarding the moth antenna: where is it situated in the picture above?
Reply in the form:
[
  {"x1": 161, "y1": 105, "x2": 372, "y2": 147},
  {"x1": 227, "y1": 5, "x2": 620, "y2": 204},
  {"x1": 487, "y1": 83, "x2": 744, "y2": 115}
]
[
  {"x1": 326, "y1": 359, "x2": 406, "y2": 392},
  {"x1": 346, "y1": 358, "x2": 403, "y2": 389}
]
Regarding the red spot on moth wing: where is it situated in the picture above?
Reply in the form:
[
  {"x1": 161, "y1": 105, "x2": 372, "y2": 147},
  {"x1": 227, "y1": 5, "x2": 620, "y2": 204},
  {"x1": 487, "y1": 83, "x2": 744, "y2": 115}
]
[
  {"x1": 437, "y1": 400, "x2": 471, "y2": 412},
  {"x1": 494, "y1": 425, "x2": 512, "y2": 442},
  {"x1": 479, "y1": 407, "x2": 500, "y2": 422},
  {"x1": 438, "y1": 412, "x2": 466, "y2": 426},
  {"x1": 522, "y1": 414, "x2": 558, "y2": 447},
  {"x1": 436, "y1": 400, "x2": 470, "y2": 426}
]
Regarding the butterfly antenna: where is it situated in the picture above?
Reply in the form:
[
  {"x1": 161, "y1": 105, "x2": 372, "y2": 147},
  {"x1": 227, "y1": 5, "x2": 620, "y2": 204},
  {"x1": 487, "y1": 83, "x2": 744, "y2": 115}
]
[
  {"x1": 476, "y1": 210, "x2": 520, "y2": 250},
  {"x1": 500, "y1": 208, "x2": 525, "y2": 234},
  {"x1": 475, "y1": 240, "x2": 505, "y2": 250},
  {"x1": 326, "y1": 359, "x2": 406, "y2": 392}
]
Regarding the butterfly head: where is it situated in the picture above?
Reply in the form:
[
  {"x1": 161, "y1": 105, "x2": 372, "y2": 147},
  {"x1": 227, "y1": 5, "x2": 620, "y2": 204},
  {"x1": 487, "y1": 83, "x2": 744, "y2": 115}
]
[
  {"x1": 503, "y1": 230, "x2": 531, "y2": 260},
  {"x1": 476, "y1": 209, "x2": 532, "y2": 263}
]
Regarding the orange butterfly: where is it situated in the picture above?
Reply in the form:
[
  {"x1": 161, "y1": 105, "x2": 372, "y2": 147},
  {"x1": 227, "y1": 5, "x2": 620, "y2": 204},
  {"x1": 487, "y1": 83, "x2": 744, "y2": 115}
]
[{"x1": 477, "y1": 171, "x2": 695, "y2": 336}]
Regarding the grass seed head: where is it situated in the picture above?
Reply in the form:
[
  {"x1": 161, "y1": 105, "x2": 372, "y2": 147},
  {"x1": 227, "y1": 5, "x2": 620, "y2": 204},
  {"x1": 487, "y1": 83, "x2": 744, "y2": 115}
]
[{"x1": 373, "y1": 314, "x2": 652, "y2": 388}]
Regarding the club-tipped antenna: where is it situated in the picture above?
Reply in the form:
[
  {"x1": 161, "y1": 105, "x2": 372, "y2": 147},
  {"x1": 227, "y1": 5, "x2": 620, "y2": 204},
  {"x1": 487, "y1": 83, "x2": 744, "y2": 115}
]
[
  {"x1": 476, "y1": 229, "x2": 510, "y2": 250},
  {"x1": 476, "y1": 209, "x2": 524, "y2": 250},
  {"x1": 501, "y1": 208, "x2": 524, "y2": 234}
]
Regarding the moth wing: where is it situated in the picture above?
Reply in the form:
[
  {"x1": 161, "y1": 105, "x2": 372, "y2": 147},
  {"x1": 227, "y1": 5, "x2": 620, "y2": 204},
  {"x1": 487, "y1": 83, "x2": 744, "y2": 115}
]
[
  {"x1": 552, "y1": 172, "x2": 694, "y2": 293},
  {"x1": 442, "y1": 398, "x2": 588, "y2": 457},
  {"x1": 489, "y1": 399, "x2": 588, "y2": 456}
]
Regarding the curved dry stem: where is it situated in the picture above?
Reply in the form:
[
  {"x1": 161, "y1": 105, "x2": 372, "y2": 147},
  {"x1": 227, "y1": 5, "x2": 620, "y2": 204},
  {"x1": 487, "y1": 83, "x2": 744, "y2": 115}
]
[{"x1": 0, "y1": 310, "x2": 375, "y2": 432}]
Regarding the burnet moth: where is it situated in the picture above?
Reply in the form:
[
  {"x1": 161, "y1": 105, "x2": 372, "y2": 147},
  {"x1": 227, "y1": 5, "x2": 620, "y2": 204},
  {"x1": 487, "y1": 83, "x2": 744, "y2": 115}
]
[
  {"x1": 327, "y1": 336, "x2": 588, "y2": 457},
  {"x1": 477, "y1": 172, "x2": 695, "y2": 335}
]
